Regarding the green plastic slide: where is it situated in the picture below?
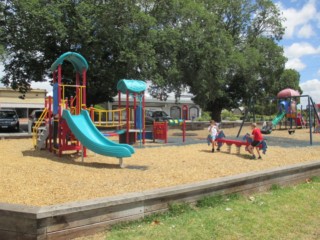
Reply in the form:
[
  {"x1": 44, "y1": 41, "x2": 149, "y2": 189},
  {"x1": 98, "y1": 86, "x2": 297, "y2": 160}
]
[{"x1": 272, "y1": 111, "x2": 286, "y2": 126}]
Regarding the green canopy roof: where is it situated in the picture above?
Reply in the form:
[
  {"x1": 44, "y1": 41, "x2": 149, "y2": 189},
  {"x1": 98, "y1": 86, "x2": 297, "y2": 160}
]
[
  {"x1": 50, "y1": 52, "x2": 89, "y2": 74},
  {"x1": 117, "y1": 79, "x2": 147, "y2": 94}
]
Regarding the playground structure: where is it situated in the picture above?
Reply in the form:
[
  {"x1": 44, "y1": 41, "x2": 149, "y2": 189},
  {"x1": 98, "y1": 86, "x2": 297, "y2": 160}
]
[
  {"x1": 116, "y1": 79, "x2": 148, "y2": 146},
  {"x1": 32, "y1": 52, "x2": 188, "y2": 165},
  {"x1": 238, "y1": 88, "x2": 320, "y2": 145},
  {"x1": 103, "y1": 80, "x2": 187, "y2": 145},
  {"x1": 216, "y1": 131, "x2": 267, "y2": 156},
  {"x1": 271, "y1": 89, "x2": 320, "y2": 134},
  {"x1": 255, "y1": 88, "x2": 304, "y2": 134},
  {"x1": 32, "y1": 52, "x2": 136, "y2": 167},
  {"x1": 152, "y1": 119, "x2": 187, "y2": 143},
  {"x1": 270, "y1": 88, "x2": 304, "y2": 131},
  {"x1": 311, "y1": 103, "x2": 320, "y2": 133},
  {"x1": 271, "y1": 92, "x2": 320, "y2": 137}
]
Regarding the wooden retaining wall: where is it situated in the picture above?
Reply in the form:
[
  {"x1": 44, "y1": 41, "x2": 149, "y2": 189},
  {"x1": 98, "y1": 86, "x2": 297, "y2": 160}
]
[{"x1": 0, "y1": 160, "x2": 319, "y2": 240}]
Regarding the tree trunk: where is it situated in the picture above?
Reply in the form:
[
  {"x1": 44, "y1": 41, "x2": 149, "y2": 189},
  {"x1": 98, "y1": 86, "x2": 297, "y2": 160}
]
[
  {"x1": 211, "y1": 107, "x2": 223, "y2": 123},
  {"x1": 206, "y1": 99, "x2": 225, "y2": 122}
]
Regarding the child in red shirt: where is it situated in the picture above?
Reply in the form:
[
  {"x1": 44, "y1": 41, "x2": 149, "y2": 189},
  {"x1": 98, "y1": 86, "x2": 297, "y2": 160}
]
[{"x1": 248, "y1": 123, "x2": 263, "y2": 159}]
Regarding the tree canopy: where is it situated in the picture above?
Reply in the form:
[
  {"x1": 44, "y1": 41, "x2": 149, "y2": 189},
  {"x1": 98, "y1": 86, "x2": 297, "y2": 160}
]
[{"x1": 0, "y1": 0, "x2": 299, "y2": 121}]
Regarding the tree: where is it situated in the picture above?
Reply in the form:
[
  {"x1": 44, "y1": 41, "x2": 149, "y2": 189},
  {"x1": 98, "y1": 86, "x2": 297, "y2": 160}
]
[
  {"x1": 228, "y1": 37, "x2": 287, "y2": 116},
  {"x1": 0, "y1": 0, "x2": 156, "y2": 105},
  {"x1": 0, "y1": 0, "x2": 292, "y2": 122},
  {"x1": 0, "y1": 0, "x2": 5, "y2": 57},
  {"x1": 1, "y1": 0, "x2": 97, "y2": 92},
  {"x1": 173, "y1": 0, "x2": 286, "y2": 121},
  {"x1": 278, "y1": 69, "x2": 302, "y2": 93},
  {"x1": 141, "y1": 0, "x2": 287, "y2": 121}
]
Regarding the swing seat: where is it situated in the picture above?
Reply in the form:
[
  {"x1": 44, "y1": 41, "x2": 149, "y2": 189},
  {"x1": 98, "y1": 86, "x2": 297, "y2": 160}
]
[{"x1": 288, "y1": 129, "x2": 295, "y2": 135}]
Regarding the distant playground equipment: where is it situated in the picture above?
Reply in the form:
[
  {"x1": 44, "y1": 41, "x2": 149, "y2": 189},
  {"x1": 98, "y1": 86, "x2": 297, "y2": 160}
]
[
  {"x1": 270, "y1": 88, "x2": 320, "y2": 136},
  {"x1": 315, "y1": 103, "x2": 320, "y2": 133},
  {"x1": 260, "y1": 88, "x2": 302, "y2": 134},
  {"x1": 32, "y1": 52, "x2": 135, "y2": 167},
  {"x1": 114, "y1": 79, "x2": 187, "y2": 145},
  {"x1": 237, "y1": 88, "x2": 320, "y2": 145},
  {"x1": 115, "y1": 79, "x2": 148, "y2": 146},
  {"x1": 152, "y1": 119, "x2": 186, "y2": 143},
  {"x1": 215, "y1": 131, "x2": 267, "y2": 156}
]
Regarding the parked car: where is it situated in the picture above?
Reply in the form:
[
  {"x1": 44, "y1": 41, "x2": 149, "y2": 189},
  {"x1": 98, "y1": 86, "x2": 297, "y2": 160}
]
[
  {"x1": 0, "y1": 109, "x2": 20, "y2": 132},
  {"x1": 145, "y1": 110, "x2": 155, "y2": 125},
  {"x1": 145, "y1": 110, "x2": 172, "y2": 125}
]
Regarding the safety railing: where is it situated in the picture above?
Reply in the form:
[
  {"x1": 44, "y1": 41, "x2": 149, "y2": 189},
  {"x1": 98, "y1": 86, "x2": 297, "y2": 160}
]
[{"x1": 32, "y1": 108, "x2": 48, "y2": 147}]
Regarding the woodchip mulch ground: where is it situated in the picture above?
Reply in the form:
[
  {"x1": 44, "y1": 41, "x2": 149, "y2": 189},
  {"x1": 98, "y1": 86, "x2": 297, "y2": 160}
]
[{"x1": 0, "y1": 125, "x2": 319, "y2": 206}]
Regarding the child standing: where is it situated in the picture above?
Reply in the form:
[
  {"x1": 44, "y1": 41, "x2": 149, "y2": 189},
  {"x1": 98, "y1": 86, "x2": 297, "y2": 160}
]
[
  {"x1": 208, "y1": 120, "x2": 218, "y2": 153},
  {"x1": 247, "y1": 122, "x2": 263, "y2": 159}
]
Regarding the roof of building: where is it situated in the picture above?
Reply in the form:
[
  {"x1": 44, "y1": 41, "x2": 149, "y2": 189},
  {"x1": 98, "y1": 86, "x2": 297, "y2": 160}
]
[
  {"x1": 0, "y1": 88, "x2": 46, "y2": 108},
  {"x1": 0, "y1": 87, "x2": 46, "y2": 93}
]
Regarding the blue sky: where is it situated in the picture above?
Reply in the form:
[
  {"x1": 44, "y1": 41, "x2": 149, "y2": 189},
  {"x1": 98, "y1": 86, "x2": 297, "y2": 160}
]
[
  {"x1": 1, "y1": 0, "x2": 320, "y2": 106},
  {"x1": 276, "y1": 0, "x2": 320, "y2": 106}
]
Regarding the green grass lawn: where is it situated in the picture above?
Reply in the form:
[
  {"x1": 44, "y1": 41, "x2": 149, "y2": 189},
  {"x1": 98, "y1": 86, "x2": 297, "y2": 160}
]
[{"x1": 103, "y1": 177, "x2": 320, "y2": 240}]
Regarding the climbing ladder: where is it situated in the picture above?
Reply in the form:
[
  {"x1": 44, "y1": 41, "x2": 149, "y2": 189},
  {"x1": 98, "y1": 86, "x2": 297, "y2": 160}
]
[
  {"x1": 36, "y1": 125, "x2": 49, "y2": 149},
  {"x1": 32, "y1": 108, "x2": 49, "y2": 149}
]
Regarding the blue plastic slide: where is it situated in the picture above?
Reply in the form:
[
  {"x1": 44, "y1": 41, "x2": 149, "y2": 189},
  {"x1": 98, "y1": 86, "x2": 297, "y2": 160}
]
[{"x1": 62, "y1": 110, "x2": 135, "y2": 158}]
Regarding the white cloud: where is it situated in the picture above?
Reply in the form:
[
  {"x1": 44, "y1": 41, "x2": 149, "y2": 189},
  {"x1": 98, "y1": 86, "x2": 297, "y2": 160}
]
[
  {"x1": 300, "y1": 79, "x2": 320, "y2": 106},
  {"x1": 280, "y1": 0, "x2": 317, "y2": 39},
  {"x1": 285, "y1": 58, "x2": 306, "y2": 71},
  {"x1": 284, "y1": 42, "x2": 320, "y2": 59},
  {"x1": 297, "y1": 24, "x2": 315, "y2": 38},
  {"x1": 284, "y1": 42, "x2": 320, "y2": 71}
]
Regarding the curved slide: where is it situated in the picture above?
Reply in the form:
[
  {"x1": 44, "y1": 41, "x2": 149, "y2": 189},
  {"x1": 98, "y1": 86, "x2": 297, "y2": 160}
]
[
  {"x1": 272, "y1": 111, "x2": 286, "y2": 126},
  {"x1": 62, "y1": 110, "x2": 135, "y2": 160},
  {"x1": 261, "y1": 110, "x2": 286, "y2": 134}
]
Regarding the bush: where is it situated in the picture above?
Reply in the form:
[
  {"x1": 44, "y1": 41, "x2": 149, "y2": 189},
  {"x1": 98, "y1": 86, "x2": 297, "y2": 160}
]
[
  {"x1": 221, "y1": 110, "x2": 241, "y2": 121},
  {"x1": 196, "y1": 111, "x2": 211, "y2": 121}
]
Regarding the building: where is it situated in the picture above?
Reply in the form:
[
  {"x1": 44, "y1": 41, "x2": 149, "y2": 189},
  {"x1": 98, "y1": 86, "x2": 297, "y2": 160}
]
[
  {"x1": 231, "y1": 107, "x2": 245, "y2": 115},
  {"x1": 0, "y1": 82, "x2": 202, "y2": 121},
  {"x1": 0, "y1": 87, "x2": 46, "y2": 118},
  {"x1": 107, "y1": 82, "x2": 201, "y2": 120}
]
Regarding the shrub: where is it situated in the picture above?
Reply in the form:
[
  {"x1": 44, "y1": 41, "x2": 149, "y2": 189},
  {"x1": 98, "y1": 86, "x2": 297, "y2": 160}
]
[
  {"x1": 221, "y1": 110, "x2": 241, "y2": 121},
  {"x1": 196, "y1": 111, "x2": 211, "y2": 121}
]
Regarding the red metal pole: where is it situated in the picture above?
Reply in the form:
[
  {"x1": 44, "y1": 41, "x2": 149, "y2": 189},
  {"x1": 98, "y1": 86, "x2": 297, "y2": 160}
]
[
  {"x1": 58, "y1": 65, "x2": 62, "y2": 157},
  {"x1": 165, "y1": 121, "x2": 168, "y2": 143},
  {"x1": 51, "y1": 71, "x2": 56, "y2": 153},
  {"x1": 134, "y1": 93, "x2": 137, "y2": 129},
  {"x1": 182, "y1": 120, "x2": 186, "y2": 142},
  {"x1": 126, "y1": 90, "x2": 129, "y2": 144},
  {"x1": 90, "y1": 105, "x2": 94, "y2": 121},
  {"x1": 118, "y1": 91, "x2": 121, "y2": 127},
  {"x1": 143, "y1": 93, "x2": 145, "y2": 144},
  {"x1": 81, "y1": 70, "x2": 87, "y2": 157},
  {"x1": 70, "y1": 96, "x2": 74, "y2": 112},
  {"x1": 82, "y1": 69, "x2": 87, "y2": 107},
  {"x1": 76, "y1": 72, "x2": 80, "y2": 114},
  {"x1": 48, "y1": 96, "x2": 52, "y2": 151}
]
